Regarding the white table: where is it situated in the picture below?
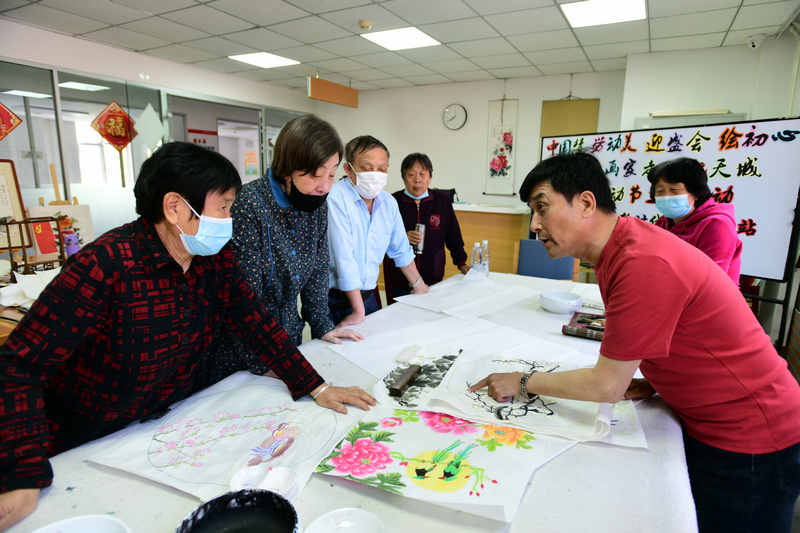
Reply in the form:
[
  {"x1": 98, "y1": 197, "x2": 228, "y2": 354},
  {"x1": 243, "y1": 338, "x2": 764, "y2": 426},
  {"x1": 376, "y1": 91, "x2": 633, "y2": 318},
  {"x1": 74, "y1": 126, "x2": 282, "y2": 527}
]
[{"x1": 9, "y1": 273, "x2": 697, "y2": 533}]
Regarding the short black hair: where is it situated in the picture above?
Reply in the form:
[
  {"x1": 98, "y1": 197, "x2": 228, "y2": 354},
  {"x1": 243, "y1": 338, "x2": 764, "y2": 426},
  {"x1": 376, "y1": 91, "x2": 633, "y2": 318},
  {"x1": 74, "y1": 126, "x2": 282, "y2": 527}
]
[
  {"x1": 345, "y1": 135, "x2": 389, "y2": 164},
  {"x1": 271, "y1": 115, "x2": 343, "y2": 181},
  {"x1": 134, "y1": 142, "x2": 242, "y2": 224},
  {"x1": 400, "y1": 153, "x2": 433, "y2": 177},
  {"x1": 646, "y1": 157, "x2": 712, "y2": 205},
  {"x1": 519, "y1": 152, "x2": 616, "y2": 214}
]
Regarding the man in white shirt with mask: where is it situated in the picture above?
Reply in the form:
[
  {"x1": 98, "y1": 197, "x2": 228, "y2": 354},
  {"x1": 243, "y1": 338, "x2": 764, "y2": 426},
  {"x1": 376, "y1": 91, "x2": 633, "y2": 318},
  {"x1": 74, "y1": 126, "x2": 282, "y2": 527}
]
[{"x1": 327, "y1": 136, "x2": 429, "y2": 326}]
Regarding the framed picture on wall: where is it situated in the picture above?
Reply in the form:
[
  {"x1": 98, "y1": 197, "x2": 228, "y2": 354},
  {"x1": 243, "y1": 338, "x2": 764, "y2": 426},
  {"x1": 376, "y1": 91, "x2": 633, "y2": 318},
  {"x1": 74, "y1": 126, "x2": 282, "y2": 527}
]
[{"x1": 0, "y1": 159, "x2": 31, "y2": 250}]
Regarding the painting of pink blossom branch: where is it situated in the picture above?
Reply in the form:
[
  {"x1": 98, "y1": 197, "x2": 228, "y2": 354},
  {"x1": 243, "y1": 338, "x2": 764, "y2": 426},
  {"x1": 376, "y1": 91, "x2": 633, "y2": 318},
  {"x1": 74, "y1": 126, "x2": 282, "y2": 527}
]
[
  {"x1": 89, "y1": 372, "x2": 361, "y2": 501},
  {"x1": 316, "y1": 406, "x2": 574, "y2": 522}
]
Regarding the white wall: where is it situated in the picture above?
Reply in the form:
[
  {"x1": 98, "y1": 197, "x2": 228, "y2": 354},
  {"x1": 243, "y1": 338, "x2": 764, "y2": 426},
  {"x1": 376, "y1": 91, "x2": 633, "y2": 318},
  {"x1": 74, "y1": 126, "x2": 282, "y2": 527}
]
[
  {"x1": 317, "y1": 70, "x2": 626, "y2": 207},
  {"x1": 621, "y1": 32, "x2": 800, "y2": 128}
]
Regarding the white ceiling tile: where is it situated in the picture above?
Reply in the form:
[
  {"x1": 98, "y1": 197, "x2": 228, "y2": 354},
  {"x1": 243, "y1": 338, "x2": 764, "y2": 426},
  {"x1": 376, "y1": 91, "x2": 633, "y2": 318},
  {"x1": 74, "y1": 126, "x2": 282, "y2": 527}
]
[
  {"x1": 83, "y1": 26, "x2": 170, "y2": 50},
  {"x1": 484, "y1": 6, "x2": 569, "y2": 36},
  {"x1": 121, "y1": 17, "x2": 209, "y2": 42},
  {"x1": 0, "y1": 0, "x2": 31, "y2": 12},
  {"x1": 395, "y1": 45, "x2": 462, "y2": 62},
  {"x1": 354, "y1": 52, "x2": 413, "y2": 68},
  {"x1": 284, "y1": 0, "x2": 370, "y2": 14},
  {"x1": 649, "y1": 0, "x2": 741, "y2": 18},
  {"x1": 464, "y1": 0, "x2": 551, "y2": 16},
  {"x1": 350, "y1": 81, "x2": 378, "y2": 90},
  {"x1": 651, "y1": 9, "x2": 738, "y2": 39},
  {"x1": 379, "y1": 64, "x2": 436, "y2": 77},
  {"x1": 210, "y1": 0, "x2": 308, "y2": 26},
  {"x1": 319, "y1": 73, "x2": 354, "y2": 85},
  {"x1": 308, "y1": 57, "x2": 367, "y2": 72},
  {"x1": 314, "y1": 36, "x2": 384, "y2": 56},
  {"x1": 506, "y1": 29, "x2": 579, "y2": 52},
  {"x1": 537, "y1": 61, "x2": 594, "y2": 75},
  {"x1": 651, "y1": 33, "x2": 726, "y2": 52},
  {"x1": 339, "y1": 68, "x2": 394, "y2": 81},
  {"x1": 421, "y1": 58, "x2": 481, "y2": 73},
  {"x1": 449, "y1": 37, "x2": 517, "y2": 57},
  {"x1": 271, "y1": 45, "x2": 337, "y2": 62},
  {"x1": 590, "y1": 58, "x2": 627, "y2": 71},
  {"x1": 470, "y1": 53, "x2": 531, "y2": 69},
  {"x1": 318, "y1": 3, "x2": 408, "y2": 33},
  {"x1": 445, "y1": 70, "x2": 497, "y2": 82},
  {"x1": 162, "y1": 5, "x2": 253, "y2": 34},
  {"x1": 3, "y1": 3, "x2": 108, "y2": 34},
  {"x1": 731, "y1": 2, "x2": 800, "y2": 30},
  {"x1": 403, "y1": 73, "x2": 455, "y2": 85},
  {"x1": 146, "y1": 43, "x2": 217, "y2": 62},
  {"x1": 191, "y1": 57, "x2": 260, "y2": 73},
  {"x1": 573, "y1": 20, "x2": 649, "y2": 45},
  {"x1": 369, "y1": 78, "x2": 415, "y2": 88},
  {"x1": 723, "y1": 26, "x2": 781, "y2": 45},
  {"x1": 267, "y1": 15, "x2": 352, "y2": 43},
  {"x1": 419, "y1": 17, "x2": 500, "y2": 43},
  {"x1": 583, "y1": 40, "x2": 649, "y2": 60},
  {"x1": 39, "y1": 0, "x2": 147, "y2": 25},
  {"x1": 270, "y1": 77, "x2": 306, "y2": 89},
  {"x1": 184, "y1": 37, "x2": 256, "y2": 56},
  {"x1": 524, "y1": 47, "x2": 587, "y2": 65},
  {"x1": 225, "y1": 28, "x2": 302, "y2": 50},
  {"x1": 102, "y1": 0, "x2": 196, "y2": 15},
  {"x1": 486, "y1": 65, "x2": 543, "y2": 78},
  {"x1": 273, "y1": 63, "x2": 320, "y2": 76},
  {"x1": 381, "y1": 0, "x2": 476, "y2": 25}
]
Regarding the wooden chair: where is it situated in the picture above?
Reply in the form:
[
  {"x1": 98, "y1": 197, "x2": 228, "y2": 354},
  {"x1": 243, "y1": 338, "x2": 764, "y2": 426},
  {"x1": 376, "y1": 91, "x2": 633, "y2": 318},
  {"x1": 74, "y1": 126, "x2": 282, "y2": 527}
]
[{"x1": 514, "y1": 239, "x2": 579, "y2": 281}]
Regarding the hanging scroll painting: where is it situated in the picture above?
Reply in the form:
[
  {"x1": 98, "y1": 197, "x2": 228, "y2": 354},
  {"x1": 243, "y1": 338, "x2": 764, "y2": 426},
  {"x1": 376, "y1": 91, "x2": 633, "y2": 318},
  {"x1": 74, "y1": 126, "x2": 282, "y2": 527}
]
[{"x1": 484, "y1": 99, "x2": 517, "y2": 196}]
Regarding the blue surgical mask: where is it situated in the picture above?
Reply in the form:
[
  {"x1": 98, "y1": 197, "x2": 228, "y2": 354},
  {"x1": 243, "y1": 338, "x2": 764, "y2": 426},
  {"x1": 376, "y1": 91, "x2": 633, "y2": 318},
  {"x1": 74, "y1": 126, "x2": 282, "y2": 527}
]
[
  {"x1": 404, "y1": 189, "x2": 429, "y2": 200},
  {"x1": 176, "y1": 197, "x2": 233, "y2": 256},
  {"x1": 655, "y1": 194, "x2": 694, "y2": 219}
]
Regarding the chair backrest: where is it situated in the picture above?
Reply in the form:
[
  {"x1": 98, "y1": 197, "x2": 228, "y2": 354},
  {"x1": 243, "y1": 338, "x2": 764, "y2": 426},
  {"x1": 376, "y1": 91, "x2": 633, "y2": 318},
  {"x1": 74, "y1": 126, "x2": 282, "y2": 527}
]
[
  {"x1": 517, "y1": 239, "x2": 576, "y2": 280},
  {"x1": 433, "y1": 188, "x2": 457, "y2": 203}
]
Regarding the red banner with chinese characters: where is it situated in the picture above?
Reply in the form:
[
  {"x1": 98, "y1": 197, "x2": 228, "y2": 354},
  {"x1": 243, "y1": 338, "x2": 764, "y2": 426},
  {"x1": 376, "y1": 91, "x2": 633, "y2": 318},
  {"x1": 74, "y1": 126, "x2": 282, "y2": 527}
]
[
  {"x1": 0, "y1": 102, "x2": 22, "y2": 143},
  {"x1": 91, "y1": 100, "x2": 137, "y2": 153}
]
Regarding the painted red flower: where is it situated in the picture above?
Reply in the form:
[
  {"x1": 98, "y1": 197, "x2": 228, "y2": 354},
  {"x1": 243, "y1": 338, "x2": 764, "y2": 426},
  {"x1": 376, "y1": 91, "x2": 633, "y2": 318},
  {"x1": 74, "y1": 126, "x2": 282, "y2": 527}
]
[
  {"x1": 330, "y1": 438, "x2": 392, "y2": 476},
  {"x1": 420, "y1": 411, "x2": 478, "y2": 435},
  {"x1": 380, "y1": 417, "x2": 403, "y2": 428},
  {"x1": 503, "y1": 132, "x2": 513, "y2": 147}
]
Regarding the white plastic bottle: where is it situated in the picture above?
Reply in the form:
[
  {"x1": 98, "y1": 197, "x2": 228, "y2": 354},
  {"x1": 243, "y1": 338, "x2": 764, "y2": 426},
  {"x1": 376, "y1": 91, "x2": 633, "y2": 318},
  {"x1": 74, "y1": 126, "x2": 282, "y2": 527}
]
[
  {"x1": 481, "y1": 239, "x2": 490, "y2": 275},
  {"x1": 471, "y1": 242, "x2": 482, "y2": 273}
]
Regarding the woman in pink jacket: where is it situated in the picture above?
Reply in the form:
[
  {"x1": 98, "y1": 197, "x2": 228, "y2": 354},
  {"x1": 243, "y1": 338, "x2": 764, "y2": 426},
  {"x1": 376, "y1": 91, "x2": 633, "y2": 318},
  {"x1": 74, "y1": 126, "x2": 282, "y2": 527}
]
[{"x1": 647, "y1": 157, "x2": 742, "y2": 285}]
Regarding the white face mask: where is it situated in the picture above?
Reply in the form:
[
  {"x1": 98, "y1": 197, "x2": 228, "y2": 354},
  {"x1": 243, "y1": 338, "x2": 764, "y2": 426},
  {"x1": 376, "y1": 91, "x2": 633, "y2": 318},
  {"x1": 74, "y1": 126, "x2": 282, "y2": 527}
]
[{"x1": 353, "y1": 170, "x2": 388, "y2": 199}]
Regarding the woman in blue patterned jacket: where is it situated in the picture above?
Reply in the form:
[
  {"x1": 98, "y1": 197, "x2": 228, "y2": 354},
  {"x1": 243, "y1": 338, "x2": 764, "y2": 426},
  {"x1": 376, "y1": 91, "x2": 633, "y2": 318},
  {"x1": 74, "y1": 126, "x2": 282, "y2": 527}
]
[{"x1": 203, "y1": 115, "x2": 362, "y2": 383}]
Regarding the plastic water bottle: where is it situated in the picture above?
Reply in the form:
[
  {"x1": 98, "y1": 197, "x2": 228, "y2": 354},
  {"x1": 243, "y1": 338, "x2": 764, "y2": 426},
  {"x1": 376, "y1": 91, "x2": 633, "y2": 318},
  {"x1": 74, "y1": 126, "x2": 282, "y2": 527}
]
[
  {"x1": 471, "y1": 242, "x2": 482, "y2": 273},
  {"x1": 481, "y1": 239, "x2": 490, "y2": 275}
]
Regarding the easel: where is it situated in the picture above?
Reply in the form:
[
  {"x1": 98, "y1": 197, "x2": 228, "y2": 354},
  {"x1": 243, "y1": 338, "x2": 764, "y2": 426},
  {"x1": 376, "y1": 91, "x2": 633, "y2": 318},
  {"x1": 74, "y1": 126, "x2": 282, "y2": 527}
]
[
  {"x1": 39, "y1": 163, "x2": 79, "y2": 207},
  {"x1": 8, "y1": 164, "x2": 77, "y2": 277}
]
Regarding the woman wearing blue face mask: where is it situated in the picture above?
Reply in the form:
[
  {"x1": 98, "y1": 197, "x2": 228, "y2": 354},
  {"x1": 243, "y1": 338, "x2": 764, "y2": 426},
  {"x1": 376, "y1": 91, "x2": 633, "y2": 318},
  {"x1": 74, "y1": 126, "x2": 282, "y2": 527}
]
[
  {"x1": 388, "y1": 153, "x2": 469, "y2": 301},
  {"x1": 203, "y1": 116, "x2": 363, "y2": 385},
  {"x1": 648, "y1": 157, "x2": 742, "y2": 285}
]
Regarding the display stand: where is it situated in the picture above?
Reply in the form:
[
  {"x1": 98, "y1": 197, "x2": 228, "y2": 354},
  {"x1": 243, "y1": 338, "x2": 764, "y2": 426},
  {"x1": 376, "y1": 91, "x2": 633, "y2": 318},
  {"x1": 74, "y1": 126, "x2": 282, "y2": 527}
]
[{"x1": 3, "y1": 215, "x2": 67, "y2": 276}]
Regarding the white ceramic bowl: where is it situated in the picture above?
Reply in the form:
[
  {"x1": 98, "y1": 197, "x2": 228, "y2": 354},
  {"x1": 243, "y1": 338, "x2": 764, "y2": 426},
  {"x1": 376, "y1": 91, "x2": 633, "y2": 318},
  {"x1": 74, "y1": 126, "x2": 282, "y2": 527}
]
[
  {"x1": 32, "y1": 515, "x2": 131, "y2": 533},
  {"x1": 540, "y1": 290, "x2": 583, "y2": 314},
  {"x1": 306, "y1": 508, "x2": 387, "y2": 533}
]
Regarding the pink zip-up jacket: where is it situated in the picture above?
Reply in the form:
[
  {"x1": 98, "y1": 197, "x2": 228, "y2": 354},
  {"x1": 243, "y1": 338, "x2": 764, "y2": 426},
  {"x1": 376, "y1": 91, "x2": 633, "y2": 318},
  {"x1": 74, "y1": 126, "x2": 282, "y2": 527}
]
[{"x1": 655, "y1": 198, "x2": 742, "y2": 285}]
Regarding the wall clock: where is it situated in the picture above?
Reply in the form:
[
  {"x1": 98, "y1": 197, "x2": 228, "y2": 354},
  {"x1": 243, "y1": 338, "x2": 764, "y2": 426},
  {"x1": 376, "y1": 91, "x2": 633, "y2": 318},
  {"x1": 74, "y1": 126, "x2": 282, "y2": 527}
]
[{"x1": 442, "y1": 103, "x2": 467, "y2": 130}]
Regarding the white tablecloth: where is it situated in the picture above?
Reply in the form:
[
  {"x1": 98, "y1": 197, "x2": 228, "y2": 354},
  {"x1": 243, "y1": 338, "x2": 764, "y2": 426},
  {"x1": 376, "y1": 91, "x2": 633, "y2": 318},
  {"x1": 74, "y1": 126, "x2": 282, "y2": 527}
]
[{"x1": 8, "y1": 273, "x2": 697, "y2": 533}]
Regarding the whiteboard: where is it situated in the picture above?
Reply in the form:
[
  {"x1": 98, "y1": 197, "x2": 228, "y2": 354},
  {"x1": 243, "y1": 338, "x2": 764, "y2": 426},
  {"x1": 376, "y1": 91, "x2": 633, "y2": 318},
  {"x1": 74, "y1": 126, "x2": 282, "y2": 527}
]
[{"x1": 540, "y1": 117, "x2": 800, "y2": 281}]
